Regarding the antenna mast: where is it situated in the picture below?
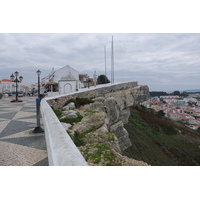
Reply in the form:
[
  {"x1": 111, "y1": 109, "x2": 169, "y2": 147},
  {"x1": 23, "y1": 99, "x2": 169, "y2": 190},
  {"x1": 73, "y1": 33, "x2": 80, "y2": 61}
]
[
  {"x1": 104, "y1": 45, "x2": 107, "y2": 83},
  {"x1": 104, "y1": 45, "x2": 107, "y2": 77},
  {"x1": 111, "y1": 36, "x2": 114, "y2": 84}
]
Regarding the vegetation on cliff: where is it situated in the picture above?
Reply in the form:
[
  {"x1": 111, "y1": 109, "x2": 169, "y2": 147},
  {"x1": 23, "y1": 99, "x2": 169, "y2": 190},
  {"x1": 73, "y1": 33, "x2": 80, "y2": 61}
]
[
  {"x1": 53, "y1": 97, "x2": 148, "y2": 166},
  {"x1": 64, "y1": 97, "x2": 94, "y2": 108},
  {"x1": 123, "y1": 105, "x2": 200, "y2": 166}
]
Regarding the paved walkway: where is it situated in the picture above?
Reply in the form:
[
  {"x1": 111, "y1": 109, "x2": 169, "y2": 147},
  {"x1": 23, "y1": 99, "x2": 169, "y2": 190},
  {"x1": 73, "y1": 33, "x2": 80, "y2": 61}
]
[{"x1": 0, "y1": 96, "x2": 48, "y2": 166}]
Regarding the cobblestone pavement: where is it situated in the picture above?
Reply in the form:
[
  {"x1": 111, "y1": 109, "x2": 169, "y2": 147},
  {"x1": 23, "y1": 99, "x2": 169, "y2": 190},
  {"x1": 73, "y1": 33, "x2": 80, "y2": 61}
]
[{"x1": 0, "y1": 96, "x2": 48, "y2": 166}]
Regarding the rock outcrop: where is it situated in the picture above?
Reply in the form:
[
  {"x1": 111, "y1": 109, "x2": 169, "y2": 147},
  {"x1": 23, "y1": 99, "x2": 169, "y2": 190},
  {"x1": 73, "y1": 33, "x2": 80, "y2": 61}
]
[
  {"x1": 62, "y1": 100, "x2": 148, "y2": 166},
  {"x1": 47, "y1": 82, "x2": 149, "y2": 110},
  {"x1": 48, "y1": 81, "x2": 150, "y2": 166}
]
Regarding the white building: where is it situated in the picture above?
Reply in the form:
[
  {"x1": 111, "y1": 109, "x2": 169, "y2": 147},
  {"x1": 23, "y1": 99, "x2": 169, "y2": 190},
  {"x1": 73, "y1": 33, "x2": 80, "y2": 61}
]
[
  {"x1": 20, "y1": 82, "x2": 32, "y2": 94},
  {"x1": 160, "y1": 95, "x2": 180, "y2": 99},
  {"x1": 0, "y1": 79, "x2": 13, "y2": 94},
  {"x1": 41, "y1": 65, "x2": 81, "y2": 97},
  {"x1": 59, "y1": 72, "x2": 79, "y2": 94},
  {"x1": 0, "y1": 79, "x2": 25, "y2": 95}
]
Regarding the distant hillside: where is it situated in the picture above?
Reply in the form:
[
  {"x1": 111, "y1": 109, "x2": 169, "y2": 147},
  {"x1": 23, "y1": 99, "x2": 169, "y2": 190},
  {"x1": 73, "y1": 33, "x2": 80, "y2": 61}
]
[
  {"x1": 183, "y1": 89, "x2": 200, "y2": 93},
  {"x1": 123, "y1": 105, "x2": 200, "y2": 166},
  {"x1": 150, "y1": 89, "x2": 200, "y2": 96}
]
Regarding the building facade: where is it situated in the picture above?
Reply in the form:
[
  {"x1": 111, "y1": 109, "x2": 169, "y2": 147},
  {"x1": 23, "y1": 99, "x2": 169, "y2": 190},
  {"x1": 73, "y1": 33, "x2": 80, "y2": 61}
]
[
  {"x1": 0, "y1": 79, "x2": 13, "y2": 94},
  {"x1": 41, "y1": 65, "x2": 81, "y2": 96},
  {"x1": 0, "y1": 79, "x2": 27, "y2": 95}
]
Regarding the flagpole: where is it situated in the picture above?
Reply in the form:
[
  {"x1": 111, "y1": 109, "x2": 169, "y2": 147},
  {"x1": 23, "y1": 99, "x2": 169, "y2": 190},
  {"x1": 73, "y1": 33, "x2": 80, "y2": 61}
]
[
  {"x1": 104, "y1": 45, "x2": 107, "y2": 83},
  {"x1": 112, "y1": 36, "x2": 114, "y2": 84},
  {"x1": 111, "y1": 37, "x2": 113, "y2": 83},
  {"x1": 111, "y1": 36, "x2": 114, "y2": 84}
]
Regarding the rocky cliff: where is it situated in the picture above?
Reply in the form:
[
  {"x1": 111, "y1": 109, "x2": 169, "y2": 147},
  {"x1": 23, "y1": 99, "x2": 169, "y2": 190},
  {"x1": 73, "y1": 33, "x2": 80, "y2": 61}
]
[
  {"x1": 47, "y1": 81, "x2": 148, "y2": 110},
  {"x1": 48, "y1": 82, "x2": 150, "y2": 165}
]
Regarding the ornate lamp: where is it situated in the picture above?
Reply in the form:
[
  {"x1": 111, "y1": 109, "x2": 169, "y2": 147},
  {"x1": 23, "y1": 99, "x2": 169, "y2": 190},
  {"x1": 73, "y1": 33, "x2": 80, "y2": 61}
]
[
  {"x1": 10, "y1": 73, "x2": 15, "y2": 81},
  {"x1": 10, "y1": 71, "x2": 23, "y2": 102},
  {"x1": 36, "y1": 70, "x2": 41, "y2": 97}
]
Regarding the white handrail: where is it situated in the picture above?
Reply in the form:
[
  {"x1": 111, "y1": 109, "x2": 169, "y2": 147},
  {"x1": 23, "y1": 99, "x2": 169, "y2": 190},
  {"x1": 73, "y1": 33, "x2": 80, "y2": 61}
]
[{"x1": 40, "y1": 99, "x2": 88, "y2": 166}]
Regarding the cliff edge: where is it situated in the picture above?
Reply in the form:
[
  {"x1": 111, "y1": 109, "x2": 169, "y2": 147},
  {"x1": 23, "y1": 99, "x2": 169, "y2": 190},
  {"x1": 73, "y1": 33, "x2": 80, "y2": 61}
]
[{"x1": 50, "y1": 82, "x2": 150, "y2": 166}]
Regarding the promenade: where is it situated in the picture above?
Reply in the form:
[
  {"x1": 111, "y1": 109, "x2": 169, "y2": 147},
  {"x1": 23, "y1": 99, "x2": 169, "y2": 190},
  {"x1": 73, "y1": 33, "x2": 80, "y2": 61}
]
[{"x1": 0, "y1": 96, "x2": 48, "y2": 166}]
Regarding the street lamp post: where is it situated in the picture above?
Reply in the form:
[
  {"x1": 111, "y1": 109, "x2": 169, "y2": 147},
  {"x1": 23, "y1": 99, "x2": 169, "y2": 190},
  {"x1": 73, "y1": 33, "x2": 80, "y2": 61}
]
[
  {"x1": 33, "y1": 69, "x2": 43, "y2": 133},
  {"x1": 88, "y1": 76, "x2": 90, "y2": 88},
  {"x1": 10, "y1": 71, "x2": 23, "y2": 102},
  {"x1": 36, "y1": 69, "x2": 41, "y2": 97}
]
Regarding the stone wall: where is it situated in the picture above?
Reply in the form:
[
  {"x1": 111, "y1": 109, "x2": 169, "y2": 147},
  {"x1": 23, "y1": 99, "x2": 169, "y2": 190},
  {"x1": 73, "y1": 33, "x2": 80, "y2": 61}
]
[
  {"x1": 45, "y1": 82, "x2": 149, "y2": 152},
  {"x1": 46, "y1": 81, "x2": 141, "y2": 110}
]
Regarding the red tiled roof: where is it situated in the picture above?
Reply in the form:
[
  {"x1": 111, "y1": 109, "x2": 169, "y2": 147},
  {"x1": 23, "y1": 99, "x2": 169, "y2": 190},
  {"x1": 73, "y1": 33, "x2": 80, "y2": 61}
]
[
  {"x1": 0, "y1": 79, "x2": 12, "y2": 83},
  {"x1": 185, "y1": 109, "x2": 194, "y2": 111},
  {"x1": 148, "y1": 101, "x2": 162, "y2": 104},
  {"x1": 179, "y1": 118, "x2": 188, "y2": 121}
]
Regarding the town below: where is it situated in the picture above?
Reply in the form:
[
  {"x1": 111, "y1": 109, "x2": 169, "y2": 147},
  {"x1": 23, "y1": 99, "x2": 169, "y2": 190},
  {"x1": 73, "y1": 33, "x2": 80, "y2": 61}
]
[{"x1": 143, "y1": 92, "x2": 200, "y2": 130}]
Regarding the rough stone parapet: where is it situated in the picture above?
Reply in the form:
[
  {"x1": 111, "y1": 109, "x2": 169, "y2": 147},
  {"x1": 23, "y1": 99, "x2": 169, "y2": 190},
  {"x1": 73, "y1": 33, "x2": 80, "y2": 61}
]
[
  {"x1": 104, "y1": 85, "x2": 150, "y2": 110},
  {"x1": 45, "y1": 82, "x2": 149, "y2": 151},
  {"x1": 42, "y1": 81, "x2": 150, "y2": 165},
  {"x1": 46, "y1": 81, "x2": 141, "y2": 110}
]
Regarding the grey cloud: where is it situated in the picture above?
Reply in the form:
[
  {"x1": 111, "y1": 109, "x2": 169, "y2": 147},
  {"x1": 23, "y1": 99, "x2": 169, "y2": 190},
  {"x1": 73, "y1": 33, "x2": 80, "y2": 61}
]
[{"x1": 0, "y1": 33, "x2": 200, "y2": 91}]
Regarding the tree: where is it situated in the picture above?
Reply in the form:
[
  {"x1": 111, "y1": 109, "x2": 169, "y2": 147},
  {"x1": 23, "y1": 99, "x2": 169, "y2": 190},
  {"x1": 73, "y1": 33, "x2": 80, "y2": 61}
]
[
  {"x1": 173, "y1": 90, "x2": 180, "y2": 95},
  {"x1": 97, "y1": 75, "x2": 110, "y2": 84},
  {"x1": 180, "y1": 92, "x2": 188, "y2": 97},
  {"x1": 157, "y1": 110, "x2": 165, "y2": 117},
  {"x1": 149, "y1": 91, "x2": 168, "y2": 97}
]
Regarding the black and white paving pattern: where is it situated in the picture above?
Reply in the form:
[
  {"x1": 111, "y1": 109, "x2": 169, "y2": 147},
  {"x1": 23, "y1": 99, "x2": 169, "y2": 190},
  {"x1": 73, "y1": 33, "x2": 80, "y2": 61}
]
[{"x1": 0, "y1": 97, "x2": 48, "y2": 166}]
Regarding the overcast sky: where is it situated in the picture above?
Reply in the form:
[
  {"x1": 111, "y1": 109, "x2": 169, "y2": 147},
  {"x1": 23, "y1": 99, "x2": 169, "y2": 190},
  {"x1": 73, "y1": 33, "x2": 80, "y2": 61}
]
[
  {"x1": 1, "y1": 0, "x2": 200, "y2": 196},
  {"x1": 0, "y1": 33, "x2": 200, "y2": 91}
]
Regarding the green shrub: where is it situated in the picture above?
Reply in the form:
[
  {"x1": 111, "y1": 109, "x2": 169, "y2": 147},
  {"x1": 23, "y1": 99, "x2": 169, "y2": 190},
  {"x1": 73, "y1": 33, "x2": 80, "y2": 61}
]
[
  {"x1": 65, "y1": 97, "x2": 94, "y2": 108},
  {"x1": 60, "y1": 112, "x2": 83, "y2": 124},
  {"x1": 53, "y1": 109, "x2": 63, "y2": 118},
  {"x1": 105, "y1": 132, "x2": 115, "y2": 142},
  {"x1": 53, "y1": 109, "x2": 83, "y2": 125},
  {"x1": 84, "y1": 110, "x2": 98, "y2": 114},
  {"x1": 162, "y1": 124, "x2": 177, "y2": 135},
  {"x1": 73, "y1": 131, "x2": 86, "y2": 147},
  {"x1": 0, "y1": 93, "x2": 3, "y2": 99},
  {"x1": 157, "y1": 110, "x2": 165, "y2": 117},
  {"x1": 83, "y1": 143, "x2": 118, "y2": 165}
]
